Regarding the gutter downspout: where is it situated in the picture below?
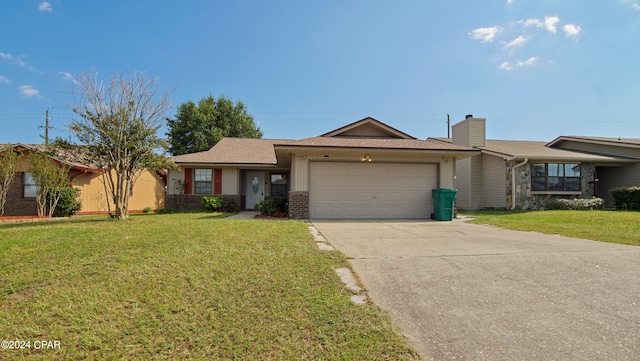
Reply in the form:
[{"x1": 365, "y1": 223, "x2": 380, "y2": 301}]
[{"x1": 511, "y1": 158, "x2": 528, "y2": 210}]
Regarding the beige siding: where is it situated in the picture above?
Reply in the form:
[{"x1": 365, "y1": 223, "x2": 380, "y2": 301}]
[
  {"x1": 73, "y1": 169, "x2": 165, "y2": 213},
  {"x1": 129, "y1": 170, "x2": 165, "y2": 211},
  {"x1": 455, "y1": 158, "x2": 472, "y2": 209},
  {"x1": 440, "y1": 157, "x2": 455, "y2": 188},
  {"x1": 469, "y1": 157, "x2": 484, "y2": 209},
  {"x1": 291, "y1": 154, "x2": 309, "y2": 191},
  {"x1": 304, "y1": 152, "x2": 444, "y2": 163},
  {"x1": 452, "y1": 118, "x2": 486, "y2": 147},
  {"x1": 454, "y1": 155, "x2": 486, "y2": 210},
  {"x1": 338, "y1": 124, "x2": 395, "y2": 138},
  {"x1": 598, "y1": 163, "x2": 640, "y2": 206},
  {"x1": 221, "y1": 168, "x2": 239, "y2": 194},
  {"x1": 482, "y1": 154, "x2": 507, "y2": 208}
]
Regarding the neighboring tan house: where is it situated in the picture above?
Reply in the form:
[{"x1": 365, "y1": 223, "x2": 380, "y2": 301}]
[
  {"x1": 168, "y1": 117, "x2": 479, "y2": 219},
  {"x1": 431, "y1": 116, "x2": 640, "y2": 210},
  {"x1": 1, "y1": 144, "x2": 166, "y2": 217}
]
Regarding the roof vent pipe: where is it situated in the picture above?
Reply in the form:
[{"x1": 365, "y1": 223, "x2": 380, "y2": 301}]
[{"x1": 465, "y1": 114, "x2": 473, "y2": 119}]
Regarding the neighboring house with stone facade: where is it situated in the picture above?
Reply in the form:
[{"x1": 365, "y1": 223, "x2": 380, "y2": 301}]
[
  {"x1": 431, "y1": 116, "x2": 640, "y2": 210},
  {"x1": 0, "y1": 144, "x2": 166, "y2": 217},
  {"x1": 167, "y1": 117, "x2": 479, "y2": 219}
]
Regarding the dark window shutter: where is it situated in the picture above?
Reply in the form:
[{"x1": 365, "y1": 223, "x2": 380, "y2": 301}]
[
  {"x1": 184, "y1": 168, "x2": 193, "y2": 194},
  {"x1": 214, "y1": 169, "x2": 222, "y2": 195}
]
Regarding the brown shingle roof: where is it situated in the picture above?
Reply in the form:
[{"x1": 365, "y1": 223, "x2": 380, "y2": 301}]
[
  {"x1": 2, "y1": 143, "x2": 101, "y2": 172},
  {"x1": 480, "y1": 140, "x2": 623, "y2": 161},
  {"x1": 548, "y1": 136, "x2": 640, "y2": 148},
  {"x1": 277, "y1": 137, "x2": 476, "y2": 151},
  {"x1": 171, "y1": 138, "x2": 290, "y2": 165},
  {"x1": 431, "y1": 138, "x2": 632, "y2": 162}
]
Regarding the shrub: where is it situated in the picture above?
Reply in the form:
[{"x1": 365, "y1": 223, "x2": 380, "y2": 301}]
[
  {"x1": 142, "y1": 207, "x2": 152, "y2": 213},
  {"x1": 545, "y1": 197, "x2": 604, "y2": 211},
  {"x1": 610, "y1": 186, "x2": 640, "y2": 211},
  {"x1": 255, "y1": 197, "x2": 286, "y2": 216},
  {"x1": 49, "y1": 187, "x2": 82, "y2": 217},
  {"x1": 221, "y1": 197, "x2": 239, "y2": 212},
  {"x1": 201, "y1": 196, "x2": 223, "y2": 212}
]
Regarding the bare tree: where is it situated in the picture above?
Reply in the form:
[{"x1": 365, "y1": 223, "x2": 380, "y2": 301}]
[
  {"x1": 64, "y1": 71, "x2": 173, "y2": 219},
  {"x1": 0, "y1": 145, "x2": 21, "y2": 216}
]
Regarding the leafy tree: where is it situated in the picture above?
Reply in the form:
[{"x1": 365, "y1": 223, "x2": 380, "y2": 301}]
[
  {"x1": 50, "y1": 186, "x2": 82, "y2": 217},
  {"x1": 0, "y1": 145, "x2": 21, "y2": 216},
  {"x1": 29, "y1": 151, "x2": 70, "y2": 218},
  {"x1": 61, "y1": 71, "x2": 173, "y2": 219},
  {"x1": 167, "y1": 95, "x2": 263, "y2": 155}
]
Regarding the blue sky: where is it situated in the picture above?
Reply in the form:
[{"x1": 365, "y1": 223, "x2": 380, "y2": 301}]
[{"x1": 1, "y1": 0, "x2": 639, "y2": 145}]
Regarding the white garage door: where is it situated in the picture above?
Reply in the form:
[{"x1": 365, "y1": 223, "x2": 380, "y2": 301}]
[{"x1": 309, "y1": 162, "x2": 438, "y2": 219}]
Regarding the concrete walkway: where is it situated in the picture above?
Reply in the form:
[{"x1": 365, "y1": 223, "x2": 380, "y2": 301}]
[{"x1": 313, "y1": 219, "x2": 640, "y2": 361}]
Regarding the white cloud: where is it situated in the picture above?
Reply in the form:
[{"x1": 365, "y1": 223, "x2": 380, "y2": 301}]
[
  {"x1": 518, "y1": 17, "x2": 561, "y2": 34},
  {"x1": 632, "y1": 3, "x2": 640, "y2": 10},
  {"x1": 0, "y1": 75, "x2": 10, "y2": 84},
  {"x1": 59, "y1": 71, "x2": 80, "y2": 85},
  {"x1": 563, "y1": 24, "x2": 582, "y2": 37},
  {"x1": 507, "y1": 0, "x2": 515, "y2": 4},
  {"x1": 19, "y1": 85, "x2": 40, "y2": 98},
  {"x1": 519, "y1": 18, "x2": 544, "y2": 28},
  {"x1": 38, "y1": 1, "x2": 52, "y2": 13},
  {"x1": 0, "y1": 52, "x2": 26, "y2": 68},
  {"x1": 470, "y1": 26, "x2": 503, "y2": 43},
  {"x1": 504, "y1": 35, "x2": 528, "y2": 49},
  {"x1": 544, "y1": 16, "x2": 560, "y2": 33},
  {"x1": 498, "y1": 57, "x2": 539, "y2": 71}
]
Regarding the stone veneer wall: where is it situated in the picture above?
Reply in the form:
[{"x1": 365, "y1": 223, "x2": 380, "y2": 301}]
[
  {"x1": 165, "y1": 194, "x2": 243, "y2": 212},
  {"x1": 506, "y1": 162, "x2": 596, "y2": 210},
  {"x1": 288, "y1": 191, "x2": 309, "y2": 219}
]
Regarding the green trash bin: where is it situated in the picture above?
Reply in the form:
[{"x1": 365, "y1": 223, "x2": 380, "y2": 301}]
[{"x1": 432, "y1": 188, "x2": 457, "y2": 221}]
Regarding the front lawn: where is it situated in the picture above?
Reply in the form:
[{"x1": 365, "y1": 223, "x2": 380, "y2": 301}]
[
  {"x1": 459, "y1": 209, "x2": 640, "y2": 246},
  {"x1": 0, "y1": 213, "x2": 417, "y2": 360}
]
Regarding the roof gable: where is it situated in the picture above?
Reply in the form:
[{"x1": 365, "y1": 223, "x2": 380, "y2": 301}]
[
  {"x1": 429, "y1": 138, "x2": 635, "y2": 163},
  {"x1": 321, "y1": 117, "x2": 416, "y2": 139},
  {"x1": 1, "y1": 143, "x2": 100, "y2": 172},
  {"x1": 548, "y1": 136, "x2": 640, "y2": 148}
]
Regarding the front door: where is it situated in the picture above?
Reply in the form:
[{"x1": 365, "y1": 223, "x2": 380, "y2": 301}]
[{"x1": 245, "y1": 172, "x2": 265, "y2": 210}]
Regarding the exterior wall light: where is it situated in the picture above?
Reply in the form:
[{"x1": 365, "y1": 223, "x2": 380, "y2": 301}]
[{"x1": 362, "y1": 155, "x2": 372, "y2": 162}]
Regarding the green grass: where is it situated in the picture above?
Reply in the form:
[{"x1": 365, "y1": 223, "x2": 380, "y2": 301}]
[
  {"x1": 459, "y1": 209, "x2": 640, "y2": 246},
  {"x1": 0, "y1": 214, "x2": 417, "y2": 360}
]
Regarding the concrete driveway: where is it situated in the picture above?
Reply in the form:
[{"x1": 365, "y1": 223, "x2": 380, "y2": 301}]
[{"x1": 312, "y1": 219, "x2": 640, "y2": 361}]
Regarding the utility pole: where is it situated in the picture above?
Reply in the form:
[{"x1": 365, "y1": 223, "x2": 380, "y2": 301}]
[
  {"x1": 447, "y1": 113, "x2": 450, "y2": 138},
  {"x1": 45, "y1": 109, "x2": 49, "y2": 145},
  {"x1": 38, "y1": 108, "x2": 52, "y2": 145}
]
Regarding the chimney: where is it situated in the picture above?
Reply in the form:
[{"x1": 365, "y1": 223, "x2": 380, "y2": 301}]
[{"x1": 452, "y1": 115, "x2": 486, "y2": 147}]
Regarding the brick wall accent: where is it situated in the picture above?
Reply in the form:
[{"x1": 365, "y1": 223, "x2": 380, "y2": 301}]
[
  {"x1": 288, "y1": 191, "x2": 309, "y2": 219},
  {"x1": 3, "y1": 173, "x2": 38, "y2": 216},
  {"x1": 165, "y1": 194, "x2": 242, "y2": 212}
]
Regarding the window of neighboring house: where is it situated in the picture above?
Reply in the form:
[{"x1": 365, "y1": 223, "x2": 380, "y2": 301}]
[
  {"x1": 531, "y1": 163, "x2": 581, "y2": 192},
  {"x1": 23, "y1": 172, "x2": 37, "y2": 198},
  {"x1": 194, "y1": 169, "x2": 213, "y2": 194},
  {"x1": 270, "y1": 174, "x2": 288, "y2": 196}
]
